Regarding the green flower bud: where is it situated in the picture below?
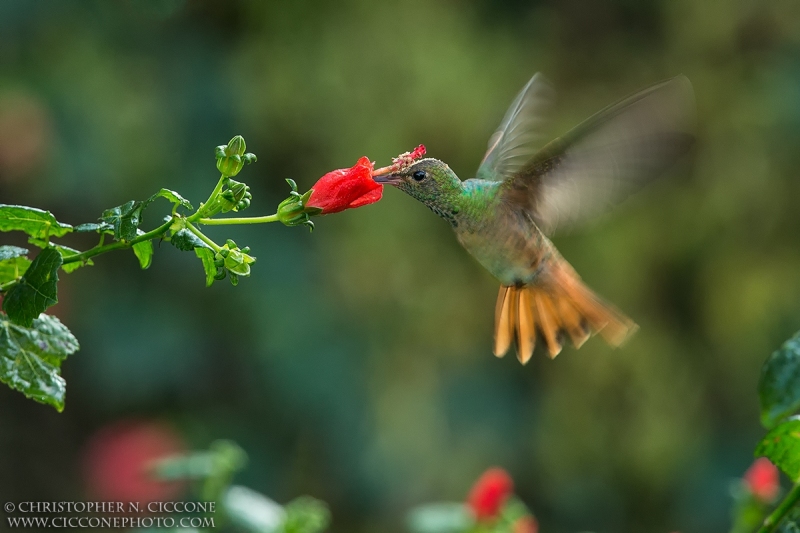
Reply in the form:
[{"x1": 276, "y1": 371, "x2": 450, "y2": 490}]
[
  {"x1": 223, "y1": 248, "x2": 255, "y2": 276},
  {"x1": 215, "y1": 136, "x2": 257, "y2": 177},
  {"x1": 276, "y1": 195, "x2": 309, "y2": 227},
  {"x1": 275, "y1": 181, "x2": 319, "y2": 231},
  {"x1": 227, "y1": 135, "x2": 246, "y2": 157}
]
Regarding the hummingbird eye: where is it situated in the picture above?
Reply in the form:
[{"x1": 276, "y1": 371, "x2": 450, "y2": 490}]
[{"x1": 412, "y1": 170, "x2": 427, "y2": 181}]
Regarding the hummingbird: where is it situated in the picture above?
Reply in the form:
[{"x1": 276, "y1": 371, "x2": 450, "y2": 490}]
[{"x1": 373, "y1": 74, "x2": 695, "y2": 363}]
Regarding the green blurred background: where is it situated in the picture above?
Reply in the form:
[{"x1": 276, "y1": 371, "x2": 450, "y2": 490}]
[{"x1": 2, "y1": 0, "x2": 800, "y2": 531}]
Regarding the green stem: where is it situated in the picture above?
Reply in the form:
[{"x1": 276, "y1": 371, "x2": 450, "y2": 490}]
[
  {"x1": 62, "y1": 218, "x2": 175, "y2": 265},
  {"x1": 185, "y1": 222, "x2": 221, "y2": 252},
  {"x1": 187, "y1": 174, "x2": 227, "y2": 222},
  {"x1": 197, "y1": 214, "x2": 279, "y2": 225},
  {"x1": 759, "y1": 483, "x2": 800, "y2": 533},
  {"x1": 0, "y1": 279, "x2": 17, "y2": 292}
]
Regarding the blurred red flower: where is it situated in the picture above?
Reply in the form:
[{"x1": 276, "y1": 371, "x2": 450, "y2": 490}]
[
  {"x1": 466, "y1": 467, "x2": 514, "y2": 521},
  {"x1": 83, "y1": 420, "x2": 185, "y2": 503},
  {"x1": 513, "y1": 516, "x2": 539, "y2": 533},
  {"x1": 306, "y1": 156, "x2": 382, "y2": 214},
  {"x1": 744, "y1": 458, "x2": 780, "y2": 502}
]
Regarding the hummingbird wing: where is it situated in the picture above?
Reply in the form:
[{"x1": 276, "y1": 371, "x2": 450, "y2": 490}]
[
  {"x1": 476, "y1": 73, "x2": 555, "y2": 181},
  {"x1": 499, "y1": 75, "x2": 696, "y2": 235}
]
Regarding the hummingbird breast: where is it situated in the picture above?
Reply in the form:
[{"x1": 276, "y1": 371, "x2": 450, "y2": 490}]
[{"x1": 455, "y1": 205, "x2": 555, "y2": 286}]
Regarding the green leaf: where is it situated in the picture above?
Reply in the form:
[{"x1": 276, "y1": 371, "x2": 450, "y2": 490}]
[
  {"x1": 755, "y1": 416, "x2": 800, "y2": 481},
  {"x1": 406, "y1": 503, "x2": 472, "y2": 533},
  {"x1": 0, "y1": 313, "x2": 79, "y2": 411},
  {"x1": 132, "y1": 240, "x2": 153, "y2": 269},
  {"x1": 0, "y1": 205, "x2": 72, "y2": 241},
  {"x1": 100, "y1": 200, "x2": 142, "y2": 241},
  {"x1": 280, "y1": 496, "x2": 330, "y2": 533},
  {"x1": 53, "y1": 244, "x2": 93, "y2": 273},
  {"x1": 195, "y1": 248, "x2": 216, "y2": 287},
  {"x1": 0, "y1": 256, "x2": 31, "y2": 284},
  {"x1": 150, "y1": 189, "x2": 193, "y2": 211},
  {"x1": 2, "y1": 248, "x2": 61, "y2": 327},
  {"x1": 74, "y1": 222, "x2": 113, "y2": 233},
  {"x1": 761, "y1": 331, "x2": 800, "y2": 428},
  {"x1": 223, "y1": 485, "x2": 285, "y2": 533},
  {"x1": 171, "y1": 228, "x2": 211, "y2": 252},
  {"x1": 0, "y1": 246, "x2": 31, "y2": 283},
  {"x1": 101, "y1": 199, "x2": 155, "y2": 241}
]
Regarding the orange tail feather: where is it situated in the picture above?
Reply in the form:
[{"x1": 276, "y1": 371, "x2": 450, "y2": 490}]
[{"x1": 493, "y1": 262, "x2": 638, "y2": 364}]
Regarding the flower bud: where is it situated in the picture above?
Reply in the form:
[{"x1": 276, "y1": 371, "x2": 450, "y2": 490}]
[
  {"x1": 276, "y1": 181, "x2": 319, "y2": 231},
  {"x1": 227, "y1": 135, "x2": 246, "y2": 157},
  {"x1": 215, "y1": 136, "x2": 257, "y2": 177}
]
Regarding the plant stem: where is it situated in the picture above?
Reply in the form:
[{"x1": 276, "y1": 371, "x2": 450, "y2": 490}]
[
  {"x1": 187, "y1": 174, "x2": 226, "y2": 222},
  {"x1": 185, "y1": 222, "x2": 221, "y2": 252},
  {"x1": 759, "y1": 482, "x2": 800, "y2": 532},
  {"x1": 61, "y1": 218, "x2": 175, "y2": 265},
  {"x1": 197, "y1": 214, "x2": 279, "y2": 225}
]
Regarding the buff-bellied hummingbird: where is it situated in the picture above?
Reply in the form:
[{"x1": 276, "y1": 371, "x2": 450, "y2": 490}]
[{"x1": 373, "y1": 74, "x2": 696, "y2": 364}]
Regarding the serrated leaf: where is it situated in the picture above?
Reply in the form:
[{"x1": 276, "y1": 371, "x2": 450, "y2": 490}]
[
  {"x1": 195, "y1": 248, "x2": 216, "y2": 287},
  {"x1": 224, "y1": 485, "x2": 285, "y2": 533},
  {"x1": 132, "y1": 240, "x2": 153, "y2": 269},
  {"x1": 280, "y1": 496, "x2": 330, "y2": 533},
  {"x1": 0, "y1": 313, "x2": 78, "y2": 411},
  {"x1": 0, "y1": 246, "x2": 28, "y2": 261},
  {"x1": 171, "y1": 228, "x2": 210, "y2": 252},
  {"x1": 101, "y1": 198, "x2": 155, "y2": 241},
  {"x1": 761, "y1": 332, "x2": 800, "y2": 428},
  {"x1": 406, "y1": 503, "x2": 472, "y2": 533},
  {"x1": 756, "y1": 416, "x2": 800, "y2": 481},
  {"x1": 74, "y1": 222, "x2": 113, "y2": 233},
  {"x1": 53, "y1": 244, "x2": 93, "y2": 273},
  {"x1": 2, "y1": 248, "x2": 61, "y2": 327},
  {"x1": 151, "y1": 189, "x2": 193, "y2": 211},
  {"x1": 0, "y1": 205, "x2": 72, "y2": 240}
]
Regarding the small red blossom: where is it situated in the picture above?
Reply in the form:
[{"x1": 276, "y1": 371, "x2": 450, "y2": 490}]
[
  {"x1": 83, "y1": 420, "x2": 186, "y2": 503},
  {"x1": 513, "y1": 516, "x2": 539, "y2": 533},
  {"x1": 306, "y1": 156, "x2": 382, "y2": 214},
  {"x1": 744, "y1": 458, "x2": 780, "y2": 502},
  {"x1": 466, "y1": 467, "x2": 514, "y2": 521}
]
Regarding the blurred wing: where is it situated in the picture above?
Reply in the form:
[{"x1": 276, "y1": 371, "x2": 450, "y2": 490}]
[
  {"x1": 476, "y1": 73, "x2": 555, "y2": 181},
  {"x1": 501, "y1": 75, "x2": 696, "y2": 235}
]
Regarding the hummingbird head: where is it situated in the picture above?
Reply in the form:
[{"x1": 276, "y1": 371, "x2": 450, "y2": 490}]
[{"x1": 373, "y1": 158, "x2": 464, "y2": 224}]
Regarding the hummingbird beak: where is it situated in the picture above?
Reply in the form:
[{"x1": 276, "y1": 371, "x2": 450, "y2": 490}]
[{"x1": 372, "y1": 170, "x2": 403, "y2": 185}]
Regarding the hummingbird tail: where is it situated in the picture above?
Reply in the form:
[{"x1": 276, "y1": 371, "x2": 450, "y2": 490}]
[{"x1": 493, "y1": 263, "x2": 638, "y2": 364}]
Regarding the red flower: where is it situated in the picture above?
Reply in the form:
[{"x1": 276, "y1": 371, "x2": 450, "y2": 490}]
[
  {"x1": 306, "y1": 156, "x2": 382, "y2": 214},
  {"x1": 513, "y1": 516, "x2": 539, "y2": 533},
  {"x1": 744, "y1": 458, "x2": 780, "y2": 502},
  {"x1": 83, "y1": 420, "x2": 186, "y2": 503},
  {"x1": 466, "y1": 467, "x2": 514, "y2": 521}
]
